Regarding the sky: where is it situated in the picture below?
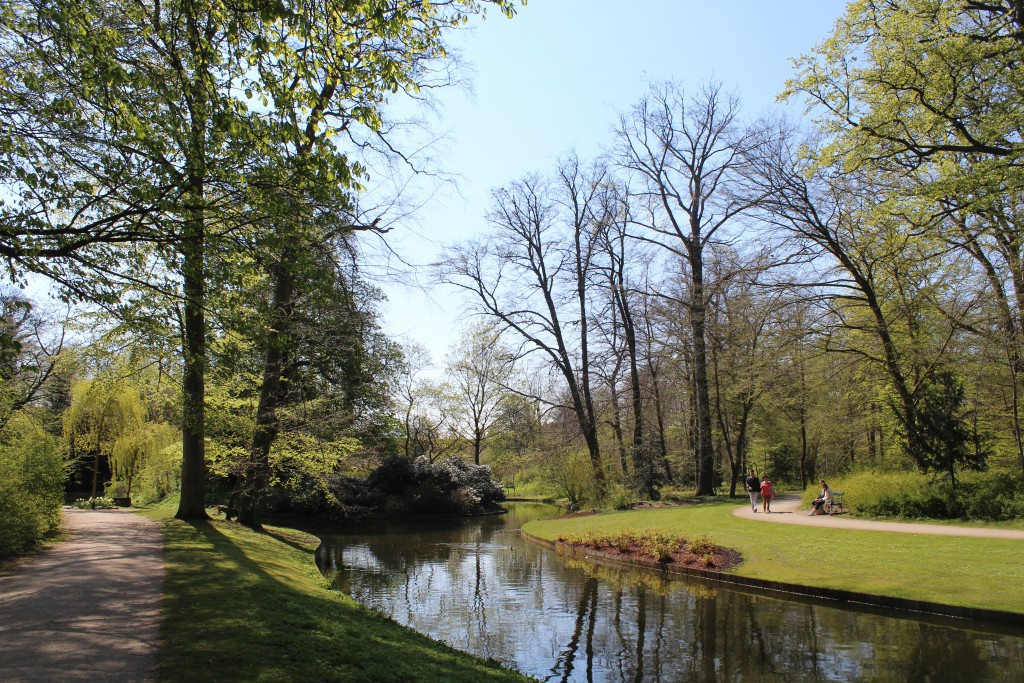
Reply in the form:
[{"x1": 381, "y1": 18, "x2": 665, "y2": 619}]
[{"x1": 374, "y1": 0, "x2": 851, "y2": 368}]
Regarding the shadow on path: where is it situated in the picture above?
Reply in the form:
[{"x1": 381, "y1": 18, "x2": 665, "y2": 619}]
[{"x1": 0, "y1": 507, "x2": 163, "y2": 682}]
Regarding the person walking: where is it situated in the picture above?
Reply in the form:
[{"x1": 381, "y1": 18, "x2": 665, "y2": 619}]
[
  {"x1": 759, "y1": 477, "x2": 774, "y2": 513},
  {"x1": 745, "y1": 469, "x2": 761, "y2": 513}
]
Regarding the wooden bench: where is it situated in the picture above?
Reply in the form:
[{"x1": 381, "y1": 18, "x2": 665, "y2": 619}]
[
  {"x1": 825, "y1": 491, "x2": 847, "y2": 515},
  {"x1": 216, "y1": 504, "x2": 237, "y2": 519}
]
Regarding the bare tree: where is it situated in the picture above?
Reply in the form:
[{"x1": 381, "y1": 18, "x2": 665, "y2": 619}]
[
  {"x1": 616, "y1": 81, "x2": 760, "y2": 495},
  {"x1": 445, "y1": 322, "x2": 513, "y2": 465},
  {"x1": 441, "y1": 155, "x2": 610, "y2": 497}
]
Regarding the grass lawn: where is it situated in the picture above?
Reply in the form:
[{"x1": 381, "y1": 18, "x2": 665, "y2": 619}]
[
  {"x1": 521, "y1": 500, "x2": 1024, "y2": 615},
  {"x1": 141, "y1": 500, "x2": 531, "y2": 683}
]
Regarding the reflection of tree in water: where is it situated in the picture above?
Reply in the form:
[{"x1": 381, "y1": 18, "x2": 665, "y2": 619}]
[
  {"x1": 312, "y1": 504, "x2": 1024, "y2": 682},
  {"x1": 546, "y1": 577, "x2": 599, "y2": 682}
]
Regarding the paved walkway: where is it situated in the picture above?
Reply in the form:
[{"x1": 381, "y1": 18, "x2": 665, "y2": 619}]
[
  {"x1": 733, "y1": 493, "x2": 1024, "y2": 539},
  {"x1": 0, "y1": 507, "x2": 164, "y2": 682}
]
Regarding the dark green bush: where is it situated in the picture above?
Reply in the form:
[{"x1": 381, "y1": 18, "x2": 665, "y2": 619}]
[
  {"x1": 337, "y1": 455, "x2": 505, "y2": 516},
  {"x1": 0, "y1": 416, "x2": 67, "y2": 560}
]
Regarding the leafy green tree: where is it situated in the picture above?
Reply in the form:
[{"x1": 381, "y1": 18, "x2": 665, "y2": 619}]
[
  {"x1": 1, "y1": 0, "x2": 519, "y2": 521},
  {"x1": 63, "y1": 378, "x2": 144, "y2": 498},
  {"x1": 784, "y1": 0, "x2": 1024, "y2": 476},
  {"x1": 109, "y1": 423, "x2": 179, "y2": 501},
  {"x1": 896, "y1": 367, "x2": 989, "y2": 493},
  {"x1": 786, "y1": 0, "x2": 1024, "y2": 180},
  {"x1": 748, "y1": 124, "x2": 978, "y2": 471}
]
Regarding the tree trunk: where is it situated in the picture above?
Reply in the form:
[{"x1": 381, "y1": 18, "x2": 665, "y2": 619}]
[
  {"x1": 690, "y1": 247, "x2": 716, "y2": 495},
  {"x1": 175, "y1": 1, "x2": 213, "y2": 521},
  {"x1": 176, "y1": 182, "x2": 209, "y2": 520},
  {"x1": 237, "y1": 251, "x2": 296, "y2": 530}
]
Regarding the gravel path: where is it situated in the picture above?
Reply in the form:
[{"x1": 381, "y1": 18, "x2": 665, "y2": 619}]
[
  {"x1": 0, "y1": 507, "x2": 163, "y2": 682},
  {"x1": 734, "y1": 493, "x2": 1024, "y2": 539}
]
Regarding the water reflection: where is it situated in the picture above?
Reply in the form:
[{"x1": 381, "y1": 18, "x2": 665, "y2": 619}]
[{"x1": 314, "y1": 503, "x2": 1024, "y2": 682}]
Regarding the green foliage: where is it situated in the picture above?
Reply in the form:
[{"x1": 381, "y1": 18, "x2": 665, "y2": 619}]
[
  {"x1": 124, "y1": 430, "x2": 182, "y2": 505},
  {"x1": 807, "y1": 468, "x2": 1024, "y2": 521},
  {"x1": 264, "y1": 431, "x2": 359, "y2": 513},
  {"x1": 541, "y1": 448, "x2": 597, "y2": 510},
  {"x1": 339, "y1": 455, "x2": 506, "y2": 516},
  {"x1": 110, "y1": 422, "x2": 179, "y2": 498},
  {"x1": 63, "y1": 378, "x2": 145, "y2": 457},
  {"x1": 894, "y1": 369, "x2": 988, "y2": 488},
  {"x1": 0, "y1": 414, "x2": 67, "y2": 560},
  {"x1": 608, "y1": 484, "x2": 638, "y2": 510},
  {"x1": 145, "y1": 511, "x2": 531, "y2": 682}
]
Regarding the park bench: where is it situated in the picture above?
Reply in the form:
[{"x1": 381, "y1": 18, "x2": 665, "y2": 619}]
[
  {"x1": 825, "y1": 491, "x2": 847, "y2": 515},
  {"x1": 216, "y1": 504, "x2": 237, "y2": 519}
]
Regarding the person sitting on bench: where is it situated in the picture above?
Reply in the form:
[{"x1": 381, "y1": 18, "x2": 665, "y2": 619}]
[{"x1": 810, "y1": 480, "x2": 833, "y2": 516}]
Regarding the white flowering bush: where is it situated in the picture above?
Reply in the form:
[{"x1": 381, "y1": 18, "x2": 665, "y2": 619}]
[{"x1": 340, "y1": 455, "x2": 505, "y2": 515}]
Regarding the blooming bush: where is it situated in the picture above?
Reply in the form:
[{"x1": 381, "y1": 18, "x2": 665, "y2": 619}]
[
  {"x1": 73, "y1": 497, "x2": 116, "y2": 510},
  {"x1": 336, "y1": 456, "x2": 505, "y2": 516}
]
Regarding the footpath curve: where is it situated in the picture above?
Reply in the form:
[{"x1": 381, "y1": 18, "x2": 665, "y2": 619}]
[
  {"x1": 0, "y1": 507, "x2": 163, "y2": 682},
  {"x1": 733, "y1": 493, "x2": 1024, "y2": 539}
]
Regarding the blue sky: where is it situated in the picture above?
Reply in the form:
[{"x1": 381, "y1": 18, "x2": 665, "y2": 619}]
[{"x1": 375, "y1": 0, "x2": 850, "y2": 365}]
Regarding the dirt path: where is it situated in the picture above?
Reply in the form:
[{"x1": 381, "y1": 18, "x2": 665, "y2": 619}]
[
  {"x1": 733, "y1": 493, "x2": 1024, "y2": 539},
  {"x1": 0, "y1": 507, "x2": 163, "y2": 682}
]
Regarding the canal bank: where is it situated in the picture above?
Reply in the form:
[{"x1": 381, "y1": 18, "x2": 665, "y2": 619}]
[
  {"x1": 315, "y1": 501, "x2": 1024, "y2": 682},
  {"x1": 519, "y1": 529, "x2": 1023, "y2": 627},
  {"x1": 520, "y1": 498, "x2": 1024, "y2": 620}
]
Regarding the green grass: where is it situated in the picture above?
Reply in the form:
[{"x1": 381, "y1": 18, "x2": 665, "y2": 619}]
[
  {"x1": 141, "y1": 500, "x2": 531, "y2": 683},
  {"x1": 522, "y1": 500, "x2": 1024, "y2": 615}
]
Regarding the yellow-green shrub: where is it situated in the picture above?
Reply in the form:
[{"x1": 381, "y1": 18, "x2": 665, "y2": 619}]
[{"x1": 0, "y1": 415, "x2": 67, "y2": 559}]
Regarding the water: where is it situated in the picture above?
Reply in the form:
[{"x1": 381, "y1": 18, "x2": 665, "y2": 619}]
[{"x1": 314, "y1": 502, "x2": 1024, "y2": 682}]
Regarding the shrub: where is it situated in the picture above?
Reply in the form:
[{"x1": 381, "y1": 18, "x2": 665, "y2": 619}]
[
  {"x1": 608, "y1": 484, "x2": 637, "y2": 510},
  {"x1": 687, "y1": 534, "x2": 719, "y2": 556},
  {"x1": 0, "y1": 415, "x2": 67, "y2": 560},
  {"x1": 337, "y1": 456, "x2": 506, "y2": 516},
  {"x1": 73, "y1": 496, "x2": 116, "y2": 509},
  {"x1": 805, "y1": 468, "x2": 1024, "y2": 521},
  {"x1": 557, "y1": 530, "x2": 687, "y2": 563}
]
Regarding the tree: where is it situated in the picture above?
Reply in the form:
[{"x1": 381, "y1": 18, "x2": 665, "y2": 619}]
[
  {"x1": 617, "y1": 81, "x2": 760, "y2": 495},
  {"x1": 898, "y1": 367, "x2": 988, "y2": 492},
  {"x1": 445, "y1": 323, "x2": 513, "y2": 465},
  {"x1": 705, "y1": 247, "x2": 786, "y2": 496},
  {"x1": 1, "y1": 0, "x2": 519, "y2": 521},
  {"x1": 786, "y1": 0, "x2": 1024, "y2": 176},
  {"x1": 63, "y1": 379, "x2": 144, "y2": 498},
  {"x1": 0, "y1": 289, "x2": 68, "y2": 431},
  {"x1": 785, "y1": 0, "x2": 1024, "y2": 475},
  {"x1": 747, "y1": 122, "x2": 978, "y2": 471},
  {"x1": 442, "y1": 156, "x2": 611, "y2": 497}
]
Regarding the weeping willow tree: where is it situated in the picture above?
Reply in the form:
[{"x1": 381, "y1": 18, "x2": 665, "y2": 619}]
[
  {"x1": 110, "y1": 423, "x2": 179, "y2": 501},
  {"x1": 63, "y1": 380, "x2": 144, "y2": 498}
]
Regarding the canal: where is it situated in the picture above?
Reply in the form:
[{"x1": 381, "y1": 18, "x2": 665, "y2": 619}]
[{"x1": 314, "y1": 502, "x2": 1024, "y2": 682}]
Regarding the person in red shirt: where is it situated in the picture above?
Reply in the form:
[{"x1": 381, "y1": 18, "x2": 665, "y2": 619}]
[{"x1": 759, "y1": 478, "x2": 774, "y2": 513}]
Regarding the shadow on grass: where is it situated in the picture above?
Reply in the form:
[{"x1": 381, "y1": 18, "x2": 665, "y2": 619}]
[{"x1": 159, "y1": 519, "x2": 528, "y2": 683}]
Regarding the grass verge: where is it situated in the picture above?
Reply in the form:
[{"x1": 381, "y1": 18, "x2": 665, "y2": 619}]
[
  {"x1": 141, "y1": 499, "x2": 531, "y2": 683},
  {"x1": 522, "y1": 500, "x2": 1024, "y2": 615}
]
